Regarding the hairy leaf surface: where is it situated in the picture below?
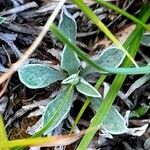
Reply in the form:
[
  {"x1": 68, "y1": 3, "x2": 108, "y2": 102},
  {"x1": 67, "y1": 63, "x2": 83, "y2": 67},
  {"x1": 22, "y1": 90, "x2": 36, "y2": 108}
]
[
  {"x1": 76, "y1": 78, "x2": 101, "y2": 98},
  {"x1": 91, "y1": 98, "x2": 128, "y2": 134},
  {"x1": 42, "y1": 85, "x2": 74, "y2": 135},
  {"x1": 18, "y1": 64, "x2": 66, "y2": 89},
  {"x1": 80, "y1": 46, "x2": 125, "y2": 76},
  {"x1": 59, "y1": 7, "x2": 80, "y2": 75}
]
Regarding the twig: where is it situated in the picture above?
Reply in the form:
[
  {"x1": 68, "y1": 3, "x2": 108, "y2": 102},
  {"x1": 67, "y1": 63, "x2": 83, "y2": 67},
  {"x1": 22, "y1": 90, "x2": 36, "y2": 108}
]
[
  {"x1": 0, "y1": 45, "x2": 12, "y2": 97},
  {"x1": 0, "y1": 0, "x2": 67, "y2": 85},
  {"x1": 0, "y1": 2, "x2": 38, "y2": 16}
]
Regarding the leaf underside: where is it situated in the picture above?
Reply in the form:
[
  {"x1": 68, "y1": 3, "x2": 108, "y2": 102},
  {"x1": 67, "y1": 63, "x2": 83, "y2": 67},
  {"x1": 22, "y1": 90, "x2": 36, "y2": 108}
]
[
  {"x1": 18, "y1": 64, "x2": 66, "y2": 89},
  {"x1": 59, "y1": 7, "x2": 80, "y2": 75}
]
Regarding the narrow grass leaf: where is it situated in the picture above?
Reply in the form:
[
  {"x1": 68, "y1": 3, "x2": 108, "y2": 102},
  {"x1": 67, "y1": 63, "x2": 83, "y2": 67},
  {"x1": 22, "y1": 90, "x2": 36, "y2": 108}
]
[
  {"x1": 0, "y1": 133, "x2": 84, "y2": 148},
  {"x1": 59, "y1": 7, "x2": 80, "y2": 75},
  {"x1": 18, "y1": 64, "x2": 66, "y2": 89},
  {"x1": 95, "y1": 0, "x2": 150, "y2": 32},
  {"x1": 0, "y1": 114, "x2": 9, "y2": 150},
  {"x1": 76, "y1": 78, "x2": 101, "y2": 98},
  {"x1": 70, "y1": 4, "x2": 150, "y2": 142}
]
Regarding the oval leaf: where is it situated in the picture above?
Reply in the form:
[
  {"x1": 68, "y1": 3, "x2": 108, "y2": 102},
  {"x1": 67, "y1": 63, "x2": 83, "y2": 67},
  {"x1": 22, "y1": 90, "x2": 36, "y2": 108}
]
[
  {"x1": 91, "y1": 98, "x2": 128, "y2": 135},
  {"x1": 76, "y1": 78, "x2": 101, "y2": 98},
  {"x1": 97, "y1": 46, "x2": 125, "y2": 67},
  {"x1": 59, "y1": 7, "x2": 76, "y2": 41},
  {"x1": 18, "y1": 64, "x2": 66, "y2": 89},
  {"x1": 59, "y1": 7, "x2": 80, "y2": 75},
  {"x1": 141, "y1": 33, "x2": 150, "y2": 47},
  {"x1": 80, "y1": 46, "x2": 125, "y2": 76},
  {"x1": 42, "y1": 85, "x2": 74, "y2": 135}
]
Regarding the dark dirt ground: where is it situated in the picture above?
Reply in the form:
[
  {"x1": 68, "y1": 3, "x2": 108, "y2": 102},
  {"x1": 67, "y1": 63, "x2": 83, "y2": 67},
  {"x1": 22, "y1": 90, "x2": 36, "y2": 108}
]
[{"x1": 0, "y1": 0, "x2": 150, "y2": 150}]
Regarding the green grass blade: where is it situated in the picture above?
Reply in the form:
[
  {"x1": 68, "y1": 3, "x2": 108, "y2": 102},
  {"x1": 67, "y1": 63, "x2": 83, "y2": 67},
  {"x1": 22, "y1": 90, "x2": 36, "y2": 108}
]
[
  {"x1": 72, "y1": 0, "x2": 138, "y2": 67},
  {"x1": 96, "y1": 0, "x2": 150, "y2": 32},
  {"x1": 76, "y1": 5, "x2": 150, "y2": 150},
  {"x1": 0, "y1": 114, "x2": 9, "y2": 150},
  {"x1": 50, "y1": 24, "x2": 150, "y2": 75},
  {"x1": 0, "y1": 134, "x2": 82, "y2": 148}
]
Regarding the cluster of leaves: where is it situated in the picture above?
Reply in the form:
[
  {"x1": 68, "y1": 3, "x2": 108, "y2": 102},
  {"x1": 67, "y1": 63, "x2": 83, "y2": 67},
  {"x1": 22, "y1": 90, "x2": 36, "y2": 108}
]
[
  {"x1": 0, "y1": 0, "x2": 149, "y2": 149},
  {"x1": 18, "y1": 7, "x2": 127, "y2": 136},
  {"x1": 18, "y1": 6, "x2": 150, "y2": 139}
]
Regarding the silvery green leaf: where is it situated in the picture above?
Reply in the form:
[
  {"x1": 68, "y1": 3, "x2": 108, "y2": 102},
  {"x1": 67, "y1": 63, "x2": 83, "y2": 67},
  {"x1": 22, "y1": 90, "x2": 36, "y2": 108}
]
[
  {"x1": 102, "y1": 107, "x2": 128, "y2": 134},
  {"x1": 42, "y1": 85, "x2": 74, "y2": 135},
  {"x1": 76, "y1": 78, "x2": 101, "y2": 98},
  {"x1": 141, "y1": 33, "x2": 150, "y2": 47},
  {"x1": 80, "y1": 46, "x2": 125, "y2": 77},
  {"x1": 18, "y1": 64, "x2": 66, "y2": 89},
  {"x1": 61, "y1": 73, "x2": 79, "y2": 85},
  {"x1": 59, "y1": 7, "x2": 80, "y2": 75},
  {"x1": 0, "y1": 17, "x2": 5, "y2": 24},
  {"x1": 91, "y1": 97, "x2": 103, "y2": 111},
  {"x1": 91, "y1": 98, "x2": 128, "y2": 135},
  {"x1": 96, "y1": 46, "x2": 125, "y2": 67},
  {"x1": 59, "y1": 7, "x2": 76, "y2": 41},
  {"x1": 144, "y1": 137, "x2": 150, "y2": 150}
]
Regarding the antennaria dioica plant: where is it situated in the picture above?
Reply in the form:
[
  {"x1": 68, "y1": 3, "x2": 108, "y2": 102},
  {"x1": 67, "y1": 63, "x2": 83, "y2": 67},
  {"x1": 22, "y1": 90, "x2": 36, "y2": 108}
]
[
  {"x1": 0, "y1": 1, "x2": 150, "y2": 149},
  {"x1": 18, "y1": 7, "x2": 125, "y2": 136}
]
